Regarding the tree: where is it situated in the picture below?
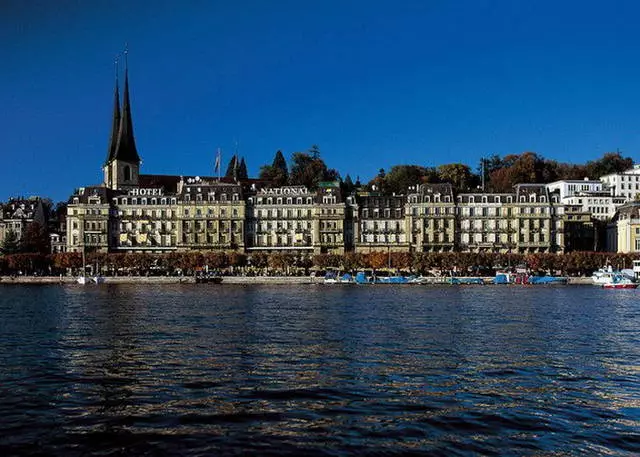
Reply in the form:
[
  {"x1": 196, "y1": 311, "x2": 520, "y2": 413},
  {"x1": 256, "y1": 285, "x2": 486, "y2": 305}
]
[
  {"x1": 1, "y1": 229, "x2": 20, "y2": 255},
  {"x1": 237, "y1": 157, "x2": 248, "y2": 179},
  {"x1": 488, "y1": 152, "x2": 546, "y2": 192},
  {"x1": 259, "y1": 150, "x2": 289, "y2": 186},
  {"x1": 367, "y1": 165, "x2": 439, "y2": 195},
  {"x1": 309, "y1": 144, "x2": 321, "y2": 159},
  {"x1": 20, "y1": 222, "x2": 50, "y2": 254},
  {"x1": 289, "y1": 150, "x2": 337, "y2": 189},
  {"x1": 437, "y1": 163, "x2": 476, "y2": 191},
  {"x1": 366, "y1": 251, "x2": 389, "y2": 270},
  {"x1": 342, "y1": 174, "x2": 355, "y2": 194},
  {"x1": 225, "y1": 155, "x2": 238, "y2": 179},
  {"x1": 585, "y1": 152, "x2": 634, "y2": 179},
  {"x1": 272, "y1": 150, "x2": 288, "y2": 176}
]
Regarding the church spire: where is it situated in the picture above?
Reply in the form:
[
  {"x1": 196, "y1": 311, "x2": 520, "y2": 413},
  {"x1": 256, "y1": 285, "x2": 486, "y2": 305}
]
[
  {"x1": 104, "y1": 55, "x2": 121, "y2": 165},
  {"x1": 112, "y1": 47, "x2": 141, "y2": 164}
]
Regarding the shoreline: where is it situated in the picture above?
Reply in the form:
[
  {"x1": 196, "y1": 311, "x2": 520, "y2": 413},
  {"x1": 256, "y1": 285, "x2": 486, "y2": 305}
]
[{"x1": 0, "y1": 275, "x2": 594, "y2": 285}]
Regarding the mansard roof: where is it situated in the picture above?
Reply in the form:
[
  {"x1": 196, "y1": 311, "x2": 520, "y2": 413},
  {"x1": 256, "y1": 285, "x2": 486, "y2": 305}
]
[
  {"x1": 358, "y1": 194, "x2": 406, "y2": 208},
  {"x1": 138, "y1": 174, "x2": 182, "y2": 193},
  {"x1": 611, "y1": 201, "x2": 640, "y2": 222},
  {"x1": 457, "y1": 193, "x2": 514, "y2": 204},
  {"x1": 180, "y1": 179, "x2": 243, "y2": 197},
  {"x1": 515, "y1": 183, "x2": 549, "y2": 199},
  {"x1": 68, "y1": 186, "x2": 113, "y2": 205},
  {"x1": 1, "y1": 197, "x2": 42, "y2": 219}
]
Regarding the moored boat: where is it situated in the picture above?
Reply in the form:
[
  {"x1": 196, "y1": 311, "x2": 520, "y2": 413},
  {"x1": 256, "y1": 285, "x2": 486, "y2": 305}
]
[{"x1": 602, "y1": 274, "x2": 638, "y2": 289}]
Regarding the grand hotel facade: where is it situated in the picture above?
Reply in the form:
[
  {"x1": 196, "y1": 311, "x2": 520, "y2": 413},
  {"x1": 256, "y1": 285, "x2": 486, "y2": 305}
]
[{"x1": 66, "y1": 69, "x2": 595, "y2": 256}]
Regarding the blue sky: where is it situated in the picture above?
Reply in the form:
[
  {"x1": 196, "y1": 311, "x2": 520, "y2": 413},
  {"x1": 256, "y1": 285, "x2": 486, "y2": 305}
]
[{"x1": 2, "y1": 0, "x2": 640, "y2": 202}]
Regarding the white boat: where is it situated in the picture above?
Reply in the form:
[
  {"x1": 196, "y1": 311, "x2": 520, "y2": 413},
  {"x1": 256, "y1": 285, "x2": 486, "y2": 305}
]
[
  {"x1": 602, "y1": 274, "x2": 638, "y2": 289},
  {"x1": 591, "y1": 266, "x2": 632, "y2": 285},
  {"x1": 77, "y1": 249, "x2": 105, "y2": 285}
]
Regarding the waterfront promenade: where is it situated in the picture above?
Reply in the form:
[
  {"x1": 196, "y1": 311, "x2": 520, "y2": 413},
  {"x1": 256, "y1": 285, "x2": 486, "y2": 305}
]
[{"x1": 0, "y1": 275, "x2": 594, "y2": 285}]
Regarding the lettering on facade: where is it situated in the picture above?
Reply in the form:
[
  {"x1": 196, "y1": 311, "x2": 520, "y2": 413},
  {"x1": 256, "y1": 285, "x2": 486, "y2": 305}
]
[
  {"x1": 128, "y1": 188, "x2": 164, "y2": 196},
  {"x1": 259, "y1": 186, "x2": 308, "y2": 196}
]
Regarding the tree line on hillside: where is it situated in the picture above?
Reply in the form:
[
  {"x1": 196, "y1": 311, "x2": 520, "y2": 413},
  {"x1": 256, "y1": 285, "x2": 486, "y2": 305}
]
[
  {"x1": 253, "y1": 147, "x2": 633, "y2": 194},
  {"x1": 1, "y1": 250, "x2": 637, "y2": 277}
]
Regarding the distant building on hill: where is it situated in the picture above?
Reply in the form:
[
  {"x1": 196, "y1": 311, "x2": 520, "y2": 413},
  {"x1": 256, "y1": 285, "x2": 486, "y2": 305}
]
[{"x1": 600, "y1": 165, "x2": 640, "y2": 201}]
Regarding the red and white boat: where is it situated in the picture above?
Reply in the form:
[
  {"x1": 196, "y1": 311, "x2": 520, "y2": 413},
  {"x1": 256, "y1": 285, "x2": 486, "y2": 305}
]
[{"x1": 602, "y1": 274, "x2": 638, "y2": 289}]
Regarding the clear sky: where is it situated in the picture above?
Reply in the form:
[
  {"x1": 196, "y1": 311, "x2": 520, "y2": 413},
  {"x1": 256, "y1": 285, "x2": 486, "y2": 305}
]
[{"x1": 2, "y1": 0, "x2": 640, "y2": 202}]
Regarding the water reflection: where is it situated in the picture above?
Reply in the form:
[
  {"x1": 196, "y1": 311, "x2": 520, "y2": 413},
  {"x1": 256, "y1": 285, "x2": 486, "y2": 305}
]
[{"x1": 0, "y1": 284, "x2": 638, "y2": 455}]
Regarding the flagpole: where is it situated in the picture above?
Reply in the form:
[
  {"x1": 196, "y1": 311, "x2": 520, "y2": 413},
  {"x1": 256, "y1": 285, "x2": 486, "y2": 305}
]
[{"x1": 217, "y1": 148, "x2": 221, "y2": 182}]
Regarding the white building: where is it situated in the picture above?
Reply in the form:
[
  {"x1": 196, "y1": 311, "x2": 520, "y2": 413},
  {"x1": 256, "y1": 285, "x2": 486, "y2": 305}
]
[
  {"x1": 600, "y1": 165, "x2": 640, "y2": 201},
  {"x1": 546, "y1": 178, "x2": 605, "y2": 199},
  {"x1": 546, "y1": 179, "x2": 625, "y2": 220}
]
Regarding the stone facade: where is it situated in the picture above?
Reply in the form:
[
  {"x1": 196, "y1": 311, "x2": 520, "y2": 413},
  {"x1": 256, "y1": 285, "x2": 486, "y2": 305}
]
[
  {"x1": 407, "y1": 184, "x2": 456, "y2": 252},
  {"x1": 354, "y1": 194, "x2": 409, "y2": 253}
]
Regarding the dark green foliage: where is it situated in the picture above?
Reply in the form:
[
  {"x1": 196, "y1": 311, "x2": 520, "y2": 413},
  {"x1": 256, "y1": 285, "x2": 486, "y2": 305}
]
[
  {"x1": 289, "y1": 150, "x2": 338, "y2": 189},
  {"x1": 20, "y1": 222, "x2": 50, "y2": 254},
  {"x1": 1, "y1": 229, "x2": 20, "y2": 255},
  {"x1": 238, "y1": 157, "x2": 248, "y2": 179},
  {"x1": 225, "y1": 155, "x2": 238, "y2": 178},
  {"x1": 272, "y1": 150, "x2": 288, "y2": 175}
]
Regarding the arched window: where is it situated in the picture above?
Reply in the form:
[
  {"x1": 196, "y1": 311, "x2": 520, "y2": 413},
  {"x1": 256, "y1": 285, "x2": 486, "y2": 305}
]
[{"x1": 124, "y1": 165, "x2": 131, "y2": 181}]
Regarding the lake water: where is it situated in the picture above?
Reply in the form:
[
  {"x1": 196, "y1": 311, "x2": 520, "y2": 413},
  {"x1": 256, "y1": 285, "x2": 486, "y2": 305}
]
[{"x1": 0, "y1": 284, "x2": 639, "y2": 455}]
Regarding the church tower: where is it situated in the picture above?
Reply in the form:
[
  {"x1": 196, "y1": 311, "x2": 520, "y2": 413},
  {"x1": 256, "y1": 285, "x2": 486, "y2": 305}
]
[{"x1": 103, "y1": 51, "x2": 141, "y2": 190}]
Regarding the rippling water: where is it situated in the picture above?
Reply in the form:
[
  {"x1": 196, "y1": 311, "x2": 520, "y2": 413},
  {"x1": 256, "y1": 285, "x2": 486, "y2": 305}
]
[{"x1": 0, "y1": 284, "x2": 639, "y2": 455}]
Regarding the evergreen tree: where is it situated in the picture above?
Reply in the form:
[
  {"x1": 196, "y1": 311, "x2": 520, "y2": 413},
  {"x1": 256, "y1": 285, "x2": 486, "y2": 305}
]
[
  {"x1": 309, "y1": 144, "x2": 321, "y2": 159},
  {"x1": 225, "y1": 155, "x2": 238, "y2": 178},
  {"x1": 238, "y1": 157, "x2": 248, "y2": 179},
  {"x1": 342, "y1": 174, "x2": 355, "y2": 193},
  {"x1": 1, "y1": 229, "x2": 20, "y2": 255},
  {"x1": 272, "y1": 150, "x2": 288, "y2": 177},
  {"x1": 259, "y1": 150, "x2": 289, "y2": 186}
]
